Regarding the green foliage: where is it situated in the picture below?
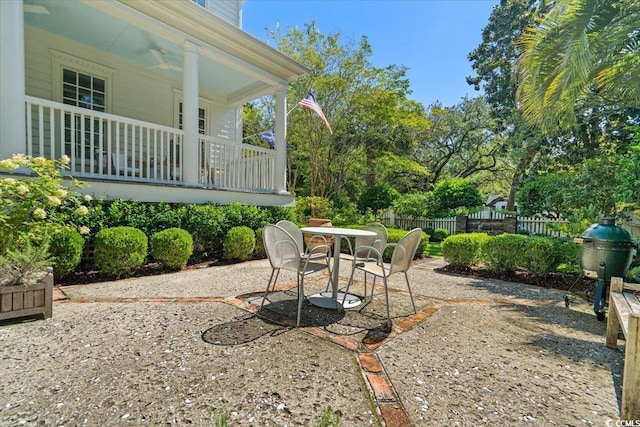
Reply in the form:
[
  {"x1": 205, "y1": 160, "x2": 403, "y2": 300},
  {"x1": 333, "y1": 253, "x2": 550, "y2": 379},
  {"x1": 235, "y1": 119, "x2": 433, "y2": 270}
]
[
  {"x1": 254, "y1": 227, "x2": 266, "y2": 259},
  {"x1": 358, "y1": 184, "x2": 400, "y2": 215},
  {"x1": 423, "y1": 227, "x2": 435, "y2": 240},
  {"x1": 417, "y1": 98, "x2": 507, "y2": 190},
  {"x1": 626, "y1": 266, "x2": 640, "y2": 283},
  {"x1": 516, "y1": 173, "x2": 570, "y2": 218},
  {"x1": 314, "y1": 406, "x2": 342, "y2": 427},
  {"x1": 295, "y1": 196, "x2": 333, "y2": 221},
  {"x1": 441, "y1": 233, "x2": 489, "y2": 267},
  {"x1": 265, "y1": 21, "x2": 423, "y2": 200},
  {"x1": 328, "y1": 202, "x2": 375, "y2": 226},
  {"x1": 67, "y1": 200, "x2": 293, "y2": 266},
  {"x1": 0, "y1": 154, "x2": 92, "y2": 254},
  {"x1": 223, "y1": 226, "x2": 256, "y2": 261},
  {"x1": 384, "y1": 228, "x2": 428, "y2": 261},
  {"x1": 431, "y1": 178, "x2": 483, "y2": 217},
  {"x1": 181, "y1": 203, "x2": 270, "y2": 261},
  {"x1": 0, "y1": 240, "x2": 53, "y2": 286},
  {"x1": 482, "y1": 233, "x2": 528, "y2": 273},
  {"x1": 94, "y1": 227, "x2": 148, "y2": 277},
  {"x1": 516, "y1": 0, "x2": 640, "y2": 132},
  {"x1": 520, "y1": 236, "x2": 563, "y2": 276},
  {"x1": 432, "y1": 228, "x2": 450, "y2": 242},
  {"x1": 49, "y1": 226, "x2": 84, "y2": 280},
  {"x1": 150, "y1": 228, "x2": 193, "y2": 269},
  {"x1": 393, "y1": 193, "x2": 432, "y2": 219}
]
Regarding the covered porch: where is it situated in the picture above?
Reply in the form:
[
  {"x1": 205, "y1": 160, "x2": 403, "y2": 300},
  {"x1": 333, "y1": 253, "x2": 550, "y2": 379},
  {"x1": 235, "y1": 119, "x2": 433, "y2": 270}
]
[
  {"x1": 1, "y1": 0, "x2": 308, "y2": 205},
  {"x1": 25, "y1": 95, "x2": 284, "y2": 204}
]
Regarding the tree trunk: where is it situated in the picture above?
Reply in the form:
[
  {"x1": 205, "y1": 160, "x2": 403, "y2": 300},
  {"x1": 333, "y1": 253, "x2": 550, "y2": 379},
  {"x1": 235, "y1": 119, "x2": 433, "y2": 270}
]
[{"x1": 507, "y1": 144, "x2": 538, "y2": 211}]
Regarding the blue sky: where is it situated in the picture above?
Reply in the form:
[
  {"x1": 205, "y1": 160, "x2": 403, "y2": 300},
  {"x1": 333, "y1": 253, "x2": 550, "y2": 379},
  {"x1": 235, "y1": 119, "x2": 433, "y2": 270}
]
[{"x1": 242, "y1": 0, "x2": 500, "y2": 108}]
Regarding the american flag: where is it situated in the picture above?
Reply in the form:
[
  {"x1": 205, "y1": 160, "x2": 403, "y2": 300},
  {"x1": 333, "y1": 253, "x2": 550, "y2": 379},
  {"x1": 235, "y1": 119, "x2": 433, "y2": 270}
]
[{"x1": 298, "y1": 93, "x2": 333, "y2": 134}]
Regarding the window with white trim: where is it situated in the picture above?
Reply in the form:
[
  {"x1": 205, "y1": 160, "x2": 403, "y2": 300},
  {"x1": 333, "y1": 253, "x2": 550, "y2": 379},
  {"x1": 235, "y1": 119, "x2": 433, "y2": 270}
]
[
  {"x1": 62, "y1": 69, "x2": 106, "y2": 111},
  {"x1": 51, "y1": 51, "x2": 114, "y2": 160},
  {"x1": 178, "y1": 102, "x2": 206, "y2": 134}
]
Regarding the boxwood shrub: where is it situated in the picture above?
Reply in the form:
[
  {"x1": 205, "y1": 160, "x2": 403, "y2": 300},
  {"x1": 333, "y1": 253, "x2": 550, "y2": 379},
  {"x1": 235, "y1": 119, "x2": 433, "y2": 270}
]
[
  {"x1": 151, "y1": 228, "x2": 193, "y2": 269},
  {"x1": 49, "y1": 226, "x2": 85, "y2": 280},
  {"x1": 520, "y1": 236, "x2": 563, "y2": 276},
  {"x1": 223, "y1": 226, "x2": 256, "y2": 261},
  {"x1": 94, "y1": 226, "x2": 147, "y2": 277},
  {"x1": 482, "y1": 233, "x2": 528, "y2": 273},
  {"x1": 384, "y1": 228, "x2": 428, "y2": 261},
  {"x1": 441, "y1": 233, "x2": 489, "y2": 267}
]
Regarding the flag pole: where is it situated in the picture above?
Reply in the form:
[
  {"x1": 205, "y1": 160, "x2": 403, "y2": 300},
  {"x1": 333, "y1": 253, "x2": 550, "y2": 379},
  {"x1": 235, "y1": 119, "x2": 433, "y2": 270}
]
[{"x1": 286, "y1": 104, "x2": 299, "y2": 116}]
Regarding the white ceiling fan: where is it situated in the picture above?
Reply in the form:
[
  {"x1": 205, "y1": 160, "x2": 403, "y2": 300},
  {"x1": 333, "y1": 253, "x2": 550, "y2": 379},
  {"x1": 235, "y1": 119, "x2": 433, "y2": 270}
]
[{"x1": 149, "y1": 49, "x2": 183, "y2": 72}]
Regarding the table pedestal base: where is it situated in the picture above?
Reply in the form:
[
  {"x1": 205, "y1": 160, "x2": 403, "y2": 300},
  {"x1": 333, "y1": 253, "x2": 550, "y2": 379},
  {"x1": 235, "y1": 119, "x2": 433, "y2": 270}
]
[{"x1": 309, "y1": 292, "x2": 362, "y2": 309}]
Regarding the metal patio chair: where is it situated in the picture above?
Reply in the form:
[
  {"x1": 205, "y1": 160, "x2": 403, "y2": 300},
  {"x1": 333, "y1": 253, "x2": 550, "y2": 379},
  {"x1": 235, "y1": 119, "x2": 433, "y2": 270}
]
[
  {"x1": 347, "y1": 227, "x2": 422, "y2": 326},
  {"x1": 260, "y1": 224, "x2": 331, "y2": 327}
]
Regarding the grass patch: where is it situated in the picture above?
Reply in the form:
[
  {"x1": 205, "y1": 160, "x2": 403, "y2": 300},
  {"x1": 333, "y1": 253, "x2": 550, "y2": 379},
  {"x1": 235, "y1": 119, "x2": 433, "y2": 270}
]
[{"x1": 428, "y1": 241, "x2": 443, "y2": 258}]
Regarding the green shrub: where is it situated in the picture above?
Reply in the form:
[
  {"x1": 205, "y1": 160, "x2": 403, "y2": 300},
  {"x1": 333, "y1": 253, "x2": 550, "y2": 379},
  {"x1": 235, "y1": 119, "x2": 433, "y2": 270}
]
[
  {"x1": 49, "y1": 226, "x2": 84, "y2": 280},
  {"x1": 520, "y1": 236, "x2": 563, "y2": 276},
  {"x1": 254, "y1": 227, "x2": 266, "y2": 259},
  {"x1": 482, "y1": 233, "x2": 528, "y2": 273},
  {"x1": 150, "y1": 228, "x2": 193, "y2": 268},
  {"x1": 358, "y1": 184, "x2": 400, "y2": 215},
  {"x1": 626, "y1": 265, "x2": 640, "y2": 283},
  {"x1": 423, "y1": 227, "x2": 435, "y2": 240},
  {"x1": 223, "y1": 226, "x2": 255, "y2": 261},
  {"x1": 432, "y1": 228, "x2": 450, "y2": 242},
  {"x1": 94, "y1": 226, "x2": 147, "y2": 277},
  {"x1": 384, "y1": 228, "x2": 428, "y2": 261},
  {"x1": 441, "y1": 233, "x2": 489, "y2": 267},
  {"x1": 295, "y1": 196, "x2": 333, "y2": 221}
]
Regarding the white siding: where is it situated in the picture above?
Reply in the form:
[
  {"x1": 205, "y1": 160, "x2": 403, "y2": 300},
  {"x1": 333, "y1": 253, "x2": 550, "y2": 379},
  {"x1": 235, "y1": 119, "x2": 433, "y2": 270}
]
[
  {"x1": 196, "y1": 0, "x2": 241, "y2": 26},
  {"x1": 24, "y1": 26, "x2": 239, "y2": 139}
]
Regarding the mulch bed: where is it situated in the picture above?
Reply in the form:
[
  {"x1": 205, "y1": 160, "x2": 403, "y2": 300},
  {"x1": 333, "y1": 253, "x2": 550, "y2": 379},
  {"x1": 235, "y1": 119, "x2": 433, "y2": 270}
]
[{"x1": 435, "y1": 264, "x2": 596, "y2": 294}]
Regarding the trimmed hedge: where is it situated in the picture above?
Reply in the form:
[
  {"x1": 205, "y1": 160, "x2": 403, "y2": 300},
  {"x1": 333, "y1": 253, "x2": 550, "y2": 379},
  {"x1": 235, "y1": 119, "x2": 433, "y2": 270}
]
[
  {"x1": 151, "y1": 228, "x2": 193, "y2": 268},
  {"x1": 94, "y1": 226, "x2": 147, "y2": 277},
  {"x1": 441, "y1": 233, "x2": 489, "y2": 267},
  {"x1": 520, "y1": 236, "x2": 564, "y2": 276},
  {"x1": 223, "y1": 226, "x2": 256, "y2": 261},
  {"x1": 482, "y1": 233, "x2": 528, "y2": 273},
  {"x1": 49, "y1": 226, "x2": 84, "y2": 280}
]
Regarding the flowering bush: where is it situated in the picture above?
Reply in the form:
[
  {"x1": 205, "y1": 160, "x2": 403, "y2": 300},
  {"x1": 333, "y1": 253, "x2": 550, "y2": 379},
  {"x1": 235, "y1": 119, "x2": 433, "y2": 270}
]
[{"x1": 0, "y1": 154, "x2": 92, "y2": 285}]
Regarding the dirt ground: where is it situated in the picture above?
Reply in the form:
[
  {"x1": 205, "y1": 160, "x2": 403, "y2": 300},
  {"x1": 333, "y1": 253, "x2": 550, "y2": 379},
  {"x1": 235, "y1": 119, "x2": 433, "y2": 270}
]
[{"x1": 0, "y1": 258, "x2": 630, "y2": 426}]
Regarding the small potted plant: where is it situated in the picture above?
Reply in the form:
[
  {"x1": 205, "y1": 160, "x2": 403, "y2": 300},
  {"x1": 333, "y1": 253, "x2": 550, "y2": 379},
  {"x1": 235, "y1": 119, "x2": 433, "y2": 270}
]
[{"x1": 0, "y1": 154, "x2": 91, "y2": 321}]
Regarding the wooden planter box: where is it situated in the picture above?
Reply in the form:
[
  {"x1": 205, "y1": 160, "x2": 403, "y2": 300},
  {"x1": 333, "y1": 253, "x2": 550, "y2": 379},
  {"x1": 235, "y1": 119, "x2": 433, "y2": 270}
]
[{"x1": 0, "y1": 267, "x2": 53, "y2": 321}]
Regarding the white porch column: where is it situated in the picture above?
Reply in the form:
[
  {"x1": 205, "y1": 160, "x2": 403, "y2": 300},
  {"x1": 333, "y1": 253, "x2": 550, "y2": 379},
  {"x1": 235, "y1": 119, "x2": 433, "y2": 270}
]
[
  {"x1": 274, "y1": 86, "x2": 288, "y2": 194},
  {"x1": 0, "y1": 0, "x2": 26, "y2": 160},
  {"x1": 181, "y1": 41, "x2": 199, "y2": 184}
]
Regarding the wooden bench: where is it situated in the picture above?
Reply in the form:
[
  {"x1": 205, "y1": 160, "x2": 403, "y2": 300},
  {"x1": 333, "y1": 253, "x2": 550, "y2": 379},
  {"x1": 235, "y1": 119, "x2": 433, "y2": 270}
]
[{"x1": 606, "y1": 277, "x2": 640, "y2": 420}]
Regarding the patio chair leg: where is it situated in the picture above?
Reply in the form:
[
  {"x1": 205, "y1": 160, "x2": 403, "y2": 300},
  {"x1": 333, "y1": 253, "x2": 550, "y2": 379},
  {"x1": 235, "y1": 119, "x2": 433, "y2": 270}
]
[
  {"x1": 296, "y1": 276, "x2": 305, "y2": 327},
  {"x1": 404, "y1": 272, "x2": 417, "y2": 314},
  {"x1": 260, "y1": 268, "x2": 280, "y2": 310},
  {"x1": 383, "y1": 277, "x2": 391, "y2": 327}
]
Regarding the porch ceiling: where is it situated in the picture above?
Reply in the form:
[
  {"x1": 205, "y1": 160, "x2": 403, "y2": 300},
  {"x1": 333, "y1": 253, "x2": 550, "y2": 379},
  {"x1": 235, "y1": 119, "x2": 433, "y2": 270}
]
[{"x1": 23, "y1": 0, "x2": 308, "y2": 106}]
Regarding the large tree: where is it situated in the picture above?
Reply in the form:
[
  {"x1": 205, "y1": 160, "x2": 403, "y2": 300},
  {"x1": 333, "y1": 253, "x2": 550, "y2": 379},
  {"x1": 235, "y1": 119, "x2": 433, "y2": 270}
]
[
  {"x1": 415, "y1": 97, "x2": 506, "y2": 190},
  {"x1": 516, "y1": 0, "x2": 640, "y2": 133},
  {"x1": 262, "y1": 22, "x2": 427, "y2": 200},
  {"x1": 467, "y1": 0, "x2": 551, "y2": 210}
]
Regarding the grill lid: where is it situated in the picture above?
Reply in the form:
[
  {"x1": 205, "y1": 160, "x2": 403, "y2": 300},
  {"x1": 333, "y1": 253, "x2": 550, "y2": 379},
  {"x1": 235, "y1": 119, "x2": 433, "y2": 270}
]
[{"x1": 579, "y1": 217, "x2": 634, "y2": 245}]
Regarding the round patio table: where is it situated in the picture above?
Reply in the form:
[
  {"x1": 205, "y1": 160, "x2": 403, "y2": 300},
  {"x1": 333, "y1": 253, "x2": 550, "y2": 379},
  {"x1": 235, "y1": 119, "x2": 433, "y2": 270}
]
[{"x1": 300, "y1": 226, "x2": 376, "y2": 310}]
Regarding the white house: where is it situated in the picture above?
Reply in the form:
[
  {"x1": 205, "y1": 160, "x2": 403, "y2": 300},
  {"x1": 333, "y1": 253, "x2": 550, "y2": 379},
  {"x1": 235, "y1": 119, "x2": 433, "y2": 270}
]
[{"x1": 0, "y1": 0, "x2": 308, "y2": 206}]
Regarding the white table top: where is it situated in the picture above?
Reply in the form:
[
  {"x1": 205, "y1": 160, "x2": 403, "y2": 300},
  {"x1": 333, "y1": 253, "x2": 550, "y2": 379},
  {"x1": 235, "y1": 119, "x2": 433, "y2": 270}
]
[{"x1": 300, "y1": 227, "x2": 376, "y2": 237}]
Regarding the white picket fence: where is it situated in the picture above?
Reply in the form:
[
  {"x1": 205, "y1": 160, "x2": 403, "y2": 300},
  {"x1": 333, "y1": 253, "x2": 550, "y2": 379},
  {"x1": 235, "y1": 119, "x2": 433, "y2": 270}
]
[{"x1": 380, "y1": 210, "x2": 568, "y2": 237}]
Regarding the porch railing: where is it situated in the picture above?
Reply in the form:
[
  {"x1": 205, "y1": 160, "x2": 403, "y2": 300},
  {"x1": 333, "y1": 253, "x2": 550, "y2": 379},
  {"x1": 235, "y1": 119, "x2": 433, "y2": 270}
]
[{"x1": 24, "y1": 96, "x2": 276, "y2": 192}]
